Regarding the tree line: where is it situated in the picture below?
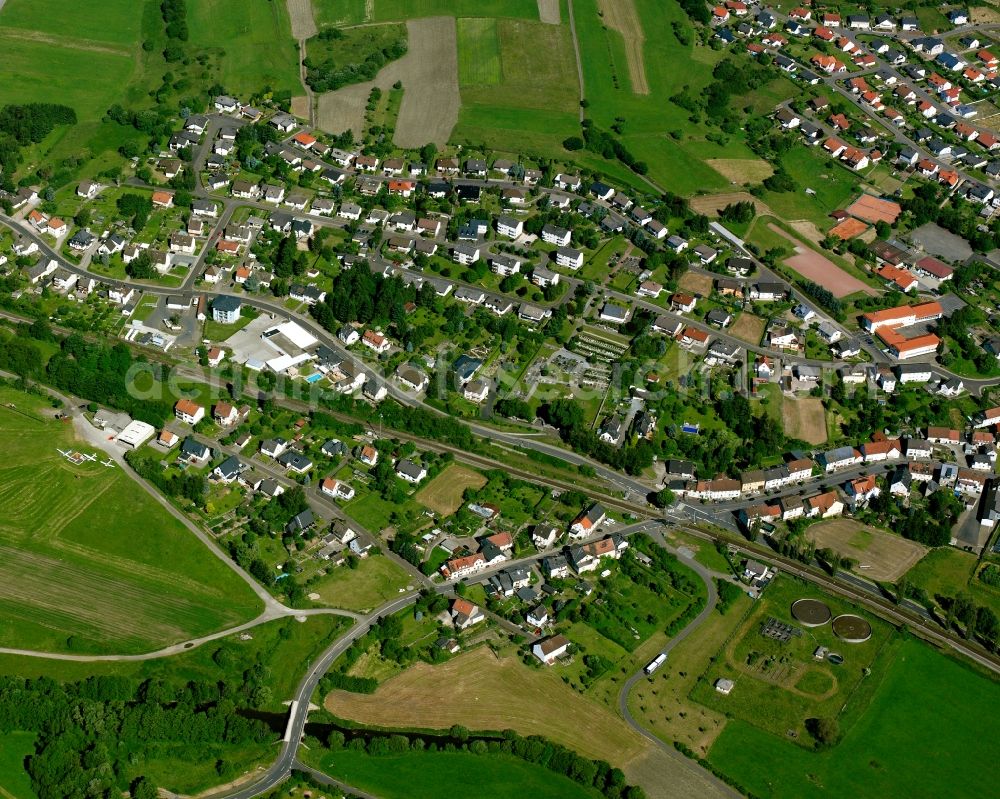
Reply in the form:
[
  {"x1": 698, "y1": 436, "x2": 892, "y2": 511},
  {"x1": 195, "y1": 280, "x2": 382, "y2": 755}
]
[
  {"x1": 0, "y1": 673, "x2": 271, "y2": 798},
  {"x1": 320, "y1": 721, "x2": 648, "y2": 799},
  {"x1": 0, "y1": 104, "x2": 76, "y2": 188}
]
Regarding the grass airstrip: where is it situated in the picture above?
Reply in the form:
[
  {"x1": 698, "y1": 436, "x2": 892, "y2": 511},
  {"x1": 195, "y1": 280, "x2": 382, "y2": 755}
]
[{"x1": 0, "y1": 386, "x2": 261, "y2": 654}]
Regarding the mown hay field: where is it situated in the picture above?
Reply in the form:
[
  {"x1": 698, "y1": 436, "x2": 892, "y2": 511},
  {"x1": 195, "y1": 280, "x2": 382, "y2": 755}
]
[{"x1": 0, "y1": 387, "x2": 260, "y2": 654}]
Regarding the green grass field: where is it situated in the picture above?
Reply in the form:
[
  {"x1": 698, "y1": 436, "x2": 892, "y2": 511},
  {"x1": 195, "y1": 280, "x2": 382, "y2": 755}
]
[
  {"x1": 708, "y1": 639, "x2": 1000, "y2": 798},
  {"x1": 452, "y1": 16, "x2": 587, "y2": 178},
  {"x1": 372, "y1": 0, "x2": 541, "y2": 23},
  {"x1": 0, "y1": 0, "x2": 140, "y2": 46},
  {"x1": 315, "y1": 0, "x2": 542, "y2": 27},
  {"x1": 312, "y1": 555, "x2": 413, "y2": 612},
  {"x1": 309, "y1": 748, "x2": 603, "y2": 799},
  {"x1": 0, "y1": 615, "x2": 349, "y2": 794},
  {"x1": 188, "y1": 0, "x2": 301, "y2": 97},
  {"x1": 690, "y1": 576, "x2": 892, "y2": 741},
  {"x1": 0, "y1": 38, "x2": 135, "y2": 124},
  {"x1": 760, "y1": 145, "x2": 861, "y2": 227},
  {"x1": 313, "y1": 0, "x2": 369, "y2": 26},
  {"x1": 0, "y1": 732, "x2": 37, "y2": 799},
  {"x1": 457, "y1": 18, "x2": 502, "y2": 86},
  {"x1": 906, "y1": 547, "x2": 1000, "y2": 618},
  {"x1": 570, "y1": 0, "x2": 745, "y2": 194},
  {"x1": 0, "y1": 386, "x2": 261, "y2": 654}
]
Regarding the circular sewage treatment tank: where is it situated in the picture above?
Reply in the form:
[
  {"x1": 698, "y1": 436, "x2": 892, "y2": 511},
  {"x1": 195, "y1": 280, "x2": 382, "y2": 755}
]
[
  {"x1": 832, "y1": 614, "x2": 872, "y2": 643},
  {"x1": 791, "y1": 598, "x2": 832, "y2": 627}
]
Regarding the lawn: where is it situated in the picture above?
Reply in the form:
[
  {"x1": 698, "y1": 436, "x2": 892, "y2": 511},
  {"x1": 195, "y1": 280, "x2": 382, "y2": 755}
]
[
  {"x1": 457, "y1": 18, "x2": 502, "y2": 86},
  {"x1": 203, "y1": 308, "x2": 260, "y2": 342},
  {"x1": 759, "y1": 145, "x2": 861, "y2": 227},
  {"x1": 0, "y1": 732, "x2": 37, "y2": 799},
  {"x1": 629, "y1": 590, "x2": 751, "y2": 756},
  {"x1": 343, "y1": 491, "x2": 423, "y2": 533},
  {"x1": 416, "y1": 463, "x2": 486, "y2": 515},
  {"x1": 311, "y1": 555, "x2": 414, "y2": 612},
  {"x1": 188, "y1": 0, "x2": 301, "y2": 97},
  {"x1": 708, "y1": 638, "x2": 1000, "y2": 799},
  {"x1": 309, "y1": 748, "x2": 603, "y2": 799},
  {"x1": 0, "y1": 386, "x2": 261, "y2": 654}
]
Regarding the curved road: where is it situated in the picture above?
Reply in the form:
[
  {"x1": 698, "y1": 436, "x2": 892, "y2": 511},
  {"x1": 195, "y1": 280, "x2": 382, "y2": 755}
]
[
  {"x1": 199, "y1": 592, "x2": 420, "y2": 799},
  {"x1": 615, "y1": 529, "x2": 741, "y2": 799},
  {"x1": 0, "y1": 378, "x2": 363, "y2": 662}
]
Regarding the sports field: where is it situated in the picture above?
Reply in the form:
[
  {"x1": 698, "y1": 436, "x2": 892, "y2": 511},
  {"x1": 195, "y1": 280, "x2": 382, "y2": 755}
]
[
  {"x1": 310, "y1": 749, "x2": 602, "y2": 799},
  {"x1": 0, "y1": 387, "x2": 261, "y2": 654},
  {"x1": 807, "y1": 519, "x2": 927, "y2": 582},
  {"x1": 416, "y1": 464, "x2": 486, "y2": 515},
  {"x1": 768, "y1": 224, "x2": 875, "y2": 298},
  {"x1": 708, "y1": 638, "x2": 1000, "y2": 799}
]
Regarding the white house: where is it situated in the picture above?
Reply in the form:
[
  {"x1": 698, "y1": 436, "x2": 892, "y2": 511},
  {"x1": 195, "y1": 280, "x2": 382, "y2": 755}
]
[
  {"x1": 320, "y1": 477, "x2": 355, "y2": 501},
  {"x1": 174, "y1": 399, "x2": 205, "y2": 425},
  {"x1": 532, "y1": 634, "x2": 570, "y2": 665}
]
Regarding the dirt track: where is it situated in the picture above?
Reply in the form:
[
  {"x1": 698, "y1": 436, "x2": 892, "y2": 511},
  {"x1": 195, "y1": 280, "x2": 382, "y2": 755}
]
[
  {"x1": 597, "y1": 0, "x2": 648, "y2": 94},
  {"x1": 538, "y1": 0, "x2": 561, "y2": 24},
  {"x1": 316, "y1": 16, "x2": 459, "y2": 146},
  {"x1": 286, "y1": 0, "x2": 316, "y2": 39}
]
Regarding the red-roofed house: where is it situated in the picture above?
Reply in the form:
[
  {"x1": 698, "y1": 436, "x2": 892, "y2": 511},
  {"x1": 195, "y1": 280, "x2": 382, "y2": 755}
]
[
  {"x1": 292, "y1": 131, "x2": 317, "y2": 149},
  {"x1": 914, "y1": 256, "x2": 953, "y2": 281},
  {"x1": 824, "y1": 137, "x2": 847, "y2": 157}
]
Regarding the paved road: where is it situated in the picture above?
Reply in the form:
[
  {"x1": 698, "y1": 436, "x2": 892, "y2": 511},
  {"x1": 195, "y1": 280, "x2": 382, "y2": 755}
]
[
  {"x1": 199, "y1": 592, "x2": 419, "y2": 799},
  {"x1": 615, "y1": 527, "x2": 741, "y2": 799}
]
